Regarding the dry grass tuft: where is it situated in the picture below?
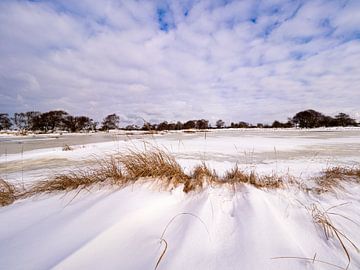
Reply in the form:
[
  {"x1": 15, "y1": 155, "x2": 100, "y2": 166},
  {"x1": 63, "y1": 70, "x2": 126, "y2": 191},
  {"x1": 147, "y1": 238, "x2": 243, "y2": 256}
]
[
  {"x1": 256, "y1": 174, "x2": 284, "y2": 189},
  {"x1": 25, "y1": 149, "x2": 191, "y2": 198},
  {"x1": 192, "y1": 163, "x2": 218, "y2": 182},
  {"x1": 0, "y1": 178, "x2": 17, "y2": 206},
  {"x1": 223, "y1": 166, "x2": 283, "y2": 189},
  {"x1": 325, "y1": 167, "x2": 360, "y2": 179},
  {"x1": 62, "y1": 144, "x2": 73, "y2": 151},
  {"x1": 96, "y1": 156, "x2": 124, "y2": 184},
  {"x1": 28, "y1": 171, "x2": 101, "y2": 196},
  {"x1": 183, "y1": 163, "x2": 218, "y2": 193},
  {"x1": 27, "y1": 157, "x2": 124, "y2": 196},
  {"x1": 118, "y1": 149, "x2": 189, "y2": 188},
  {"x1": 223, "y1": 165, "x2": 252, "y2": 183},
  {"x1": 315, "y1": 166, "x2": 360, "y2": 193}
]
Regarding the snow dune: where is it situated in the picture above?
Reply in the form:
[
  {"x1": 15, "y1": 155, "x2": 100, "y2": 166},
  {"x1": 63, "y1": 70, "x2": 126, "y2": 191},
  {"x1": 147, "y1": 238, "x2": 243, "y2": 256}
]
[{"x1": 1, "y1": 183, "x2": 360, "y2": 270}]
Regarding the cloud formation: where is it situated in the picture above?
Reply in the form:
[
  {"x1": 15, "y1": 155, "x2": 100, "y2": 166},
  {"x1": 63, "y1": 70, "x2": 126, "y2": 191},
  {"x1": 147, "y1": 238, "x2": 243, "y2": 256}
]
[{"x1": 0, "y1": 0, "x2": 359, "y2": 125}]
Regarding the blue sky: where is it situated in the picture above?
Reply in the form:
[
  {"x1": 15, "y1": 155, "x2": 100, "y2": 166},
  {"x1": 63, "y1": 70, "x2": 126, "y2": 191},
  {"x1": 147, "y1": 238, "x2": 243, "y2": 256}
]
[{"x1": 0, "y1": 0, "x2": 359, "y2": 125}]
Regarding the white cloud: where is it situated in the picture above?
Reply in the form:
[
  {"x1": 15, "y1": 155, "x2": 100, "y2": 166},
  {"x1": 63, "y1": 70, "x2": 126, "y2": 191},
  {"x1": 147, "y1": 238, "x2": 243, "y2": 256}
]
[{"x1": 0, "y1": 0, "x2": 359, "y2": 125}]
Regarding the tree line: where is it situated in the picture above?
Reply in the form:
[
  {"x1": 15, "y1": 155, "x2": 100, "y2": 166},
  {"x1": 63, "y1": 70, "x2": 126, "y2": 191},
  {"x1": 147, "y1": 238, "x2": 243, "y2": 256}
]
[
  {"x1": 0, "y1": 111, "x2": 98, "y2": 132},
  {"x1": 0, "y1": 109, "x2": 358, "y2": 132}
]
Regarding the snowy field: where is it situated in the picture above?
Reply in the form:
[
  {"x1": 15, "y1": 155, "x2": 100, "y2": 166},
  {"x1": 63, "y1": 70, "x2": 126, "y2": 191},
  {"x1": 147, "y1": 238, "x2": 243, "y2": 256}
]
[
  {"x1": 2, "y1": 128, "x2": 360, "y2": 182},
  {"x1": 1, "y1": 128, "x2": 360, "y2": 269}
]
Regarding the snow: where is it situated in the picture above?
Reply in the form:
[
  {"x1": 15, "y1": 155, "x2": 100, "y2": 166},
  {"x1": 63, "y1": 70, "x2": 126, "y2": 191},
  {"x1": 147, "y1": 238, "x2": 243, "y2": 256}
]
[
  {"x1": 1, "y1": 129, "x2": 360, "y2": 269},
  {"x1": 1, "y1": 184, "x2": 360, "y2": 269}
]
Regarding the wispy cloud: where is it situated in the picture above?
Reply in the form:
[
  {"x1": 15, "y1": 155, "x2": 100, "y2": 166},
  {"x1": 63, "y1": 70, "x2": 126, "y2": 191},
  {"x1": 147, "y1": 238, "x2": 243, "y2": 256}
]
[{"x1": 0, "y1": 0, "x2": 359, "y2": 124}]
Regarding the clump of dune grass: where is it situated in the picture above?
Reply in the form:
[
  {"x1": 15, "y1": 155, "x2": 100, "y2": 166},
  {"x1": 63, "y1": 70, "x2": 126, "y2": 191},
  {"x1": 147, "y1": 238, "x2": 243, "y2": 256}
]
[
  {"x1": 256, "y1": 174, "x2": 284, "y2": 189},
  {"x1": 223, "y1": 165, "x2": 253, "y2": 183},
  {"x1": 95, "y1": 156, "x2": 124, "y2": 184},
  {"x1": 223, "y1": 165, "x2": 283, "y2": 189},
  {"x1": 28, "y1": 171, "x2": 102, "y2": 196},
  {"x1": 183, "y1": 163, "x2": 218, "y2": 193},
  {"x1": 62, "y1": 144, "x2": 73, "y2": 151},
  {"x1": 118, "y1": 148, "x2": 189, "y2": 188},
  {"x1": 27, "y1": 156, "x2": 124, "y2": 196},
  {"x1": 0, "y1": 178, "x2": 17, "y2": 206},
  {"x1": 192, "y1": 163, "x2": 217, "y2": 181},
  {"x1": 315, "y1": 166, "x2": 360, "y2": 193},
  {"x1": 26, "y1": 149, "x2": 192, "y2": 198}
]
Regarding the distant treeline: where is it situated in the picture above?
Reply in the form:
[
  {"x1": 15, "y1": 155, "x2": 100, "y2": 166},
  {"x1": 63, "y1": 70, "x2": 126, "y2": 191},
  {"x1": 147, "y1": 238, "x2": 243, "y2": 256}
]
[{"x1": 0, "y1": 109, "x2": 358, "y2": 133}]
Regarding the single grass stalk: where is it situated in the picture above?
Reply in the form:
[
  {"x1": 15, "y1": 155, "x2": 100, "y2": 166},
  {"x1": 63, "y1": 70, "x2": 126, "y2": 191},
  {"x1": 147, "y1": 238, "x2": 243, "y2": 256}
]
[
  {"x1": 306, "y1": 203, "x2": 359, "y2": 270},
  {"x1": 271, "y1": 255, "x2": 345, "y2": 269},
  {"x1": 154, "y1": 239, "x2": 168, "y2": 270},
  {"x1": 154, "y1": 212, "x2": 210, "y2": 270}
]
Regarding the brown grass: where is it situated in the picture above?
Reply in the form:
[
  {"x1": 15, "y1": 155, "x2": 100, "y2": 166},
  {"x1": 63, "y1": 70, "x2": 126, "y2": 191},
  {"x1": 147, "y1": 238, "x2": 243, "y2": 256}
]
[
  {"x1": 3, "y1": 149, "x2": 360, "y2": 205},
  {"x1": 27, "y1": 156, "x2": 124, "y2": 196},
  {"x1": 223, "y1": 165, "x2": 252, "y2": 183},
  {"x1": 23, "y1": 150, "x2": 284, "y2": 199},
  {"x1": 27, "y1": 172, "x2": 97, "y2": 196},
  {"x1": 315, "y1": 166, "x2": 360, "y2": 193},
  {"x1": 256, "y1": 174, "x2": 284, "y2": 189},
  {"x1": 0, "y1": 178, "x2": 17, "y2": 206},
  {"x1": 223, "y1": 165, "x2": 283, "y2": 189},
  {"x1": 62, "y1": 144, "x2": 73, "y2": 151},
  {"x1": 118, "y1": 149, "x2": 189, "y2": 188},
  {"x1": 184, "y1": 163, "x2": 218, "y2": 192},
  {"x1": 192, "y1": 163, "x2": 218, "y2": 182}
]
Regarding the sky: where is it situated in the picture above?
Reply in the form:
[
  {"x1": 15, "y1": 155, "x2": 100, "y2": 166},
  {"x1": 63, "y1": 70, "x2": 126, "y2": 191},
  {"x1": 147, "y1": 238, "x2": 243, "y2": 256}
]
[{"x1": 0, "y1": 0, "x2": 359, "y2": 125}]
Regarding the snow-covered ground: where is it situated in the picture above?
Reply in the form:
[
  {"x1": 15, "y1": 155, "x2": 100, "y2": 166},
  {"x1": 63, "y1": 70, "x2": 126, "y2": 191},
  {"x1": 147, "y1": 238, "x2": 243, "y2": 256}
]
[
  {"x1": 1, "y1": 129, "x2": 360, "y2": 269},
  {"x1": 2, "y1": 128, "x2": 360, "y2": 182}
]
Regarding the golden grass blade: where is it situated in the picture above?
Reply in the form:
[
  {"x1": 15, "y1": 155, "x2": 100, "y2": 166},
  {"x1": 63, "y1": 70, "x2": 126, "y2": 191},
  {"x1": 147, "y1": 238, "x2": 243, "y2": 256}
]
[
  {"x1": 154, "y1": 212, "x2": 210, "y2": 270},
  {"x1": 154, "y1": 239, "x2": 168, "y2": 270},
  {"x1": 271, "y1": 256, "x2": 346, "y2": 269}
]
